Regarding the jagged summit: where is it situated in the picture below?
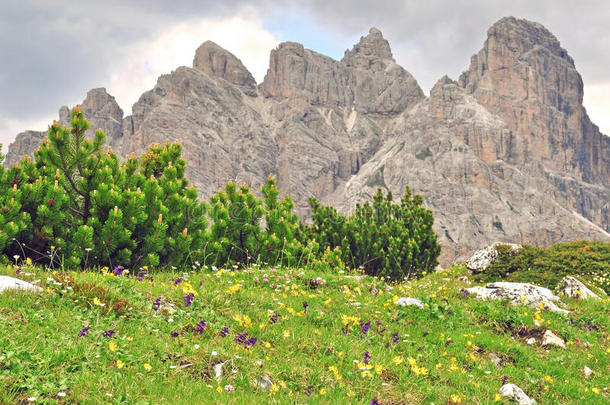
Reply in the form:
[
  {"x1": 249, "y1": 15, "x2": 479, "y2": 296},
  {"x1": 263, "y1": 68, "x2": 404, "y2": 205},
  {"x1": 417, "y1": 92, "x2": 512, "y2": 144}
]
[
  {"x1": 342, "y1": 27, "x2": 394, "y2": 69},
  {"x1": 193, "y1": 40, "x2": 257, "y2": 96}
]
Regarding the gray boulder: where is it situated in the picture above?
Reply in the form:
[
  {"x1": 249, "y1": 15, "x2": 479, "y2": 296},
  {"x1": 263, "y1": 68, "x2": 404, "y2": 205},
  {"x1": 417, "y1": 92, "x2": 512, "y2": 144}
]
[
  {"x1": 466, "y1": 243, "x2": 522, "y2": 273},
  {"x1": 557, "y1": 276, "x2": 601, "y2": 300}
]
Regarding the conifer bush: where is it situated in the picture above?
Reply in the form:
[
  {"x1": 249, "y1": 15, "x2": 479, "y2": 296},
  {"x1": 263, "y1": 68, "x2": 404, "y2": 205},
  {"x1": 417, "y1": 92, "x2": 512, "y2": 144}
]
[
  {"x1": 308, "y1": 187, "x2": 441, "y2": 279},
  {"x1": 0, "y1": 107, "x2": 207, "y2": 268}
]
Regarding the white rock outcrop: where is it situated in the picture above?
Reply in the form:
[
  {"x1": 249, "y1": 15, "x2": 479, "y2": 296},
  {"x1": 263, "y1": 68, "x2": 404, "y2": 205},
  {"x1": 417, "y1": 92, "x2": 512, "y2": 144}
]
[
  {"x1": 395, "y1": 297, "x2": 425, "y2": 308},
  {"x1": 0, "y1": 276, "x2": 43, "y2": 293},
  {"x1": 465, "y1": 282, "x2": 569, "y2": 314},
  {"x1": 499, "y1": 384, "x2": 536, "y2": 405}
]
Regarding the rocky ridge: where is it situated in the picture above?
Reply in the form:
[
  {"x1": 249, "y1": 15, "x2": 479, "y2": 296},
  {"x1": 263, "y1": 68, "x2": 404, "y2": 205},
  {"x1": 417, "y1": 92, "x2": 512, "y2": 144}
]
[{"x1": 6, "y1": 18, "x2": 610, "y2": 265}]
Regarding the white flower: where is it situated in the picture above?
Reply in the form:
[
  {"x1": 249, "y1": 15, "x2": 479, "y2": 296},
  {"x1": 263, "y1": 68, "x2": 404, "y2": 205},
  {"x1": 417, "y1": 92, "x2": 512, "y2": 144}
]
[
  {"x1": 106, "y1": 392, "x2": 113, "y2": 397},
  {"x1": 27, "y1": 397, "x2": 36, "y2": 402},
  {"x1": 211, "y1": 351, "x2": 218, "y2": 356},
  {"x1": 57, "y1": 392, "x2": 66, "y2": 397},
  {"x1": 194, "y1": 344, "x2": 200, "y2": 349}
]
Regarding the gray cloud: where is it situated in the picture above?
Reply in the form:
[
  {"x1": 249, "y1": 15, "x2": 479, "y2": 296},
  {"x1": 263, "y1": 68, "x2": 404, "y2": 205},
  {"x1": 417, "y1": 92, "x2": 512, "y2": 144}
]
[{"x1": 2, "y1": 0, "x2": 609, "y2": 150}]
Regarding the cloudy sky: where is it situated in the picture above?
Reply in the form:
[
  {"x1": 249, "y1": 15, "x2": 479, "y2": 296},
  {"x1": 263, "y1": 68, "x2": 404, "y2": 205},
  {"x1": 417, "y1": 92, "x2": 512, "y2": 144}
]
[{"x1": 2, "y1": 0, "x2": 609, "y2": 152}]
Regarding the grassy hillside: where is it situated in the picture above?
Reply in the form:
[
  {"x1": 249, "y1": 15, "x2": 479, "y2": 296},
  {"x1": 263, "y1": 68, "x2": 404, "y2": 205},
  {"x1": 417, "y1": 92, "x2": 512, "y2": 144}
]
[{"x1": 0, "y1": 264, "x2": 608, "y2": 404}]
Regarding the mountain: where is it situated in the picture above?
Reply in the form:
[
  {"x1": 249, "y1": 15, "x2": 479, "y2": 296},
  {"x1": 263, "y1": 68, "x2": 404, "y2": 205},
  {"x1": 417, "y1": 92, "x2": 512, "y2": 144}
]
[{"x1": 6, "y1": 17, "x2": 610, "y2": 265}]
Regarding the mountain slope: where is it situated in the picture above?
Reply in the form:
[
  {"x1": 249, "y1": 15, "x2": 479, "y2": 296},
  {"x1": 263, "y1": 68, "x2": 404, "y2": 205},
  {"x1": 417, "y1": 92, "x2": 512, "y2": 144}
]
[{"x1": 6, "y1": 18, "x2": 610, "y2": 265}]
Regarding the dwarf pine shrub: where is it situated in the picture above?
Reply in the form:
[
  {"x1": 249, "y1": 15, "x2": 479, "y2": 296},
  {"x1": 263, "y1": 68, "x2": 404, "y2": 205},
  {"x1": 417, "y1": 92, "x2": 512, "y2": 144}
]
[
  {"x1": 308, "y1": 187, "x2": 441, "y2": 279},
  {"x1": 0, "y1": 107, "x2": 207, "y2": 268}
]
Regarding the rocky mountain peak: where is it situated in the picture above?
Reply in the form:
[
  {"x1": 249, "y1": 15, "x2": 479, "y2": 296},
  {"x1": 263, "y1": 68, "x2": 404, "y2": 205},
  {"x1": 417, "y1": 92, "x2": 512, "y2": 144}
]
[
  {"x1": 193, "y1": 40, "x2": 257, "y2": 96},
  {"x1": 342, "y1": 27, "x2": 394, "y2": 69}
]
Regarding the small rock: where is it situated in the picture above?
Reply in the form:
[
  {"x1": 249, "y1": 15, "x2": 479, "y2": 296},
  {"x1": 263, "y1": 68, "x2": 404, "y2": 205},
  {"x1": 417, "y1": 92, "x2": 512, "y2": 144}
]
[
  {"x1": 214, "y1": 362, "x2": 225, "y2": 383},
  {"x1": 0, "y1": 276, "x2": 43, "y2": 293},
  {"x1": 254, "y1": 374, "x2": 273, "y2": 391},
  {"x1": 499, "y1": 383, "x2": 536, "y2": 405},
  {"x1": 466, "y1": 243, "x2": 522, "y2": 273},
  {"x1": 395, "y1": 297, "x2": 425, "y2": 308},
  {"x1": 541, "y1": 330, "x2": 566, "y2": 349},
  {"x1": 488, "y1": 352, "x2": 502, "y2": 367},
  {"x1": 584, "y1": 366, "x2": 593, "y2": 377},
  {"x1": 526, "y1": 338, "x2": 536, "y2": 345},
  {"x1": 557, "y1": 276, "x2": 600, "y2": 300}
]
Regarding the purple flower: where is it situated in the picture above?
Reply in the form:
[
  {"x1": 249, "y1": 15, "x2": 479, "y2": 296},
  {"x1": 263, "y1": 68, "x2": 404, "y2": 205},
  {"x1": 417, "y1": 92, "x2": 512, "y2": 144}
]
[
  {"x1": 183, "y1": 293, "x2": 194, "y2": 307},
  {"x1": 392, "y1": 332, "x2": 400, "y2": 344},
  {"x1": 78, "y1": 326, "x2": 90, "y2": 337},
  {"x1": 445, "y1": 339, "x2": 453, "y2": 346},
  {"x1": 360, "y1": 320, "x2": 371, "y2": 335},
  {"x1": 195, "y1": 320, "x2": 206, "y2": 334},
  {"x1": 171, "y1": 331, "x2": 179, "y2": 338},
  {"x1": 102, "y1": 329, "x2": 115, "y2": 338},
  {"x1": 170, "y1": 277, "x2": 183, "y2": 285},
  {"x1": 152, "y1": 298, "x2": 161, "y2": 311},
  {"x1": 370, "y1": 398, "x2": 379, "y2": 405},
  {"x1": 269, "y1": 314, "x2": 278, "y2": 324},
  {"x1": 220, "y1": 326, "x2": 229, "y2": 338},
  {"x1": 234, "y1": 332, "x2": 257, "y2": 348},
  {"x1": 502, "y1": 375, "x2": 509, "y2": 385},
  {"x1": 302, "y1": 301, "x2": 308, "y2": 312},
  {"x1": 113, "y1": 266, "x2": 125, "y2": 276},
  {"x1": 461, "y1": 288, "x2": 470, "y2": 297},
  {"x1": 422, "y1": 331, "x2": 429, "y2": 337},
  {"x1": 363, "y1": 351, "x2": 371, "y2": 365}
]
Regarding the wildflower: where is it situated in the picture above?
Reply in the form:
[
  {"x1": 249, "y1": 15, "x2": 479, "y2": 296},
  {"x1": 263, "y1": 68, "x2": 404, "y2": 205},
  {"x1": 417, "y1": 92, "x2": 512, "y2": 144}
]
[
  {"x1": 392, "y1": 332, "x2": 400, "y2": 344},
  {"x1": 195, "y1": 320, "x2": 206, "y2": 334},
  {"x1": 494, "y1": 393, "x2": 502, "y2": 402},
  {"x1": 170, "y1": 277, "x2": 183, "y2": 285},
  {"x1": 143, "y1": 363, "x2": 152, "y2": 371},
  {"x1": 113, "y1": 266, "x2": 125, "y2": 276},
  {"x1": 375, "y1": 364, "x2": 383, "y2": 374},
  {"x1": 116, "y1": 359, "x2": 125, "y2": 369},
  {"x1": 363, "y1": 351, "x2": 371, "y2": 365},
  {"x1": 93, "y1": 297, "x2": 105, "y2": 307},
  {"x1": 361, "y1": 320, "x2": 371, "y2": 335},
  {"x1": 370, "y1": 398, "x2": 379, "y2": 405},
  {"x1": 220, "y1": 326, "x2": 229, "y2": 337},
  {"x1": 302, "y1": 301, "x2": 308, "y2": 313},
  {"x1": 108, "y1": 341, "x2": 118, "y2": 352},
  {"x1": 269, "y1": 313, "x2": 278, "y2": 324},
  {"x1": 393, "y1": 356, "x2": 404, "y2": 365},
  {"x1": 224, "y1": 384, "x2": 234, "y2": 392},
  {"x1": 102, "y1": 330, "x2": 115, "y2": 338},
  {"x1": 320, "y1": 388, "x2": 326, "y2": 396},
  {"x1": 78, "y1": 326, "x2": 90, "y2": 337},
  {"x1": 283, "y1": 330, "x2": 290, "y2": 338},
  {"x1": 171, "y1": 331, "x2": 179, "y2": 338},
  {"x1": 592, "y1": 387, "x2": 600, "y2": 394},
  {"x1": 57, "y1": 392, "x2": 66, "y2": 397},
  {"x1": 152, "y1": 298, "x2": 161, "y2": 311},
  {"x1": 450, "y1": 394, "x2": 462, "y2": 403},
  {"x1": 183, "y1": 293, "x2": 194, "y2": 307},
  {"x1": 544, "y1": 375, "x2": 554, "y2": 384}
]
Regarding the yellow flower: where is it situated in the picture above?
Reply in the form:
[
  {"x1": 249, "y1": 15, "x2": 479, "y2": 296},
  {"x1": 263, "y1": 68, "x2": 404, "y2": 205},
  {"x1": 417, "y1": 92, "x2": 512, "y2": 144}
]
[
  {"x1": 347, "y1": 390, "x2": 356, "y2": 397},
  {"x1": 393, "y1": 356, "x2": 404, "y2": 365},
  {"x1": 283, "y1": 330, "x2": 290, "y2": 338},
  {"x1": 143, "y1": 363, "x2": 152, "y2": 371},
  {"x1": 494, "y1": 393, "x2": 502, "y2": 402},
  {"x1": 592, "y1": 387, "x2": 600, "y2": 394},
  {"x1": 116, "y1": 359, "x2": 125, "y2": 369},
  {"x1": 320, "y1": 388, "x2": 327, "y2": 396},
  {"x1": 450, "y1": 394, "x2": 462, "y2": 403},
  {"x1": 93, "y1": 297, "x2": 105, "y2": 307},
  {"x1": 25, "y1": 257, "x2": 32, "y2": 265},
  {"x1": 544, "y1": 375, "x2": 554, "y2": 384},
  {"x1": 108, "y1": 341, "x2": 118, "y2": 352},
  {"x1": 375, "y1": 364, "x2": 383, "y2": 374},
  {"x1": 265, "y1": 342, "x2": 271, "y2": 348},
  {"x1": 216, "y1": 386, "x2": 223, "y2": 393}
]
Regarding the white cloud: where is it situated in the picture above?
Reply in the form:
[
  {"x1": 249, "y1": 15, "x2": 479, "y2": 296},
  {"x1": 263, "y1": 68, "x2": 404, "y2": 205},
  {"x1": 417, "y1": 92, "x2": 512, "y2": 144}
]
[
  {"x1": 106, "y1": 14, "x2": 278, "y2": 115},
  {"x1": 583, "y1": 82, "x2": 610, "y2": 136}
]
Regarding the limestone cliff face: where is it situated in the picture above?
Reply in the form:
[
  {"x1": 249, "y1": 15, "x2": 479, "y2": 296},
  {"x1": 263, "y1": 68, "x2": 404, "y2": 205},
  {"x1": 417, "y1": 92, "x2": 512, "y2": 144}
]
[{"x1": 6, "y1": 19, "x2": 610, "y2": 265}]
